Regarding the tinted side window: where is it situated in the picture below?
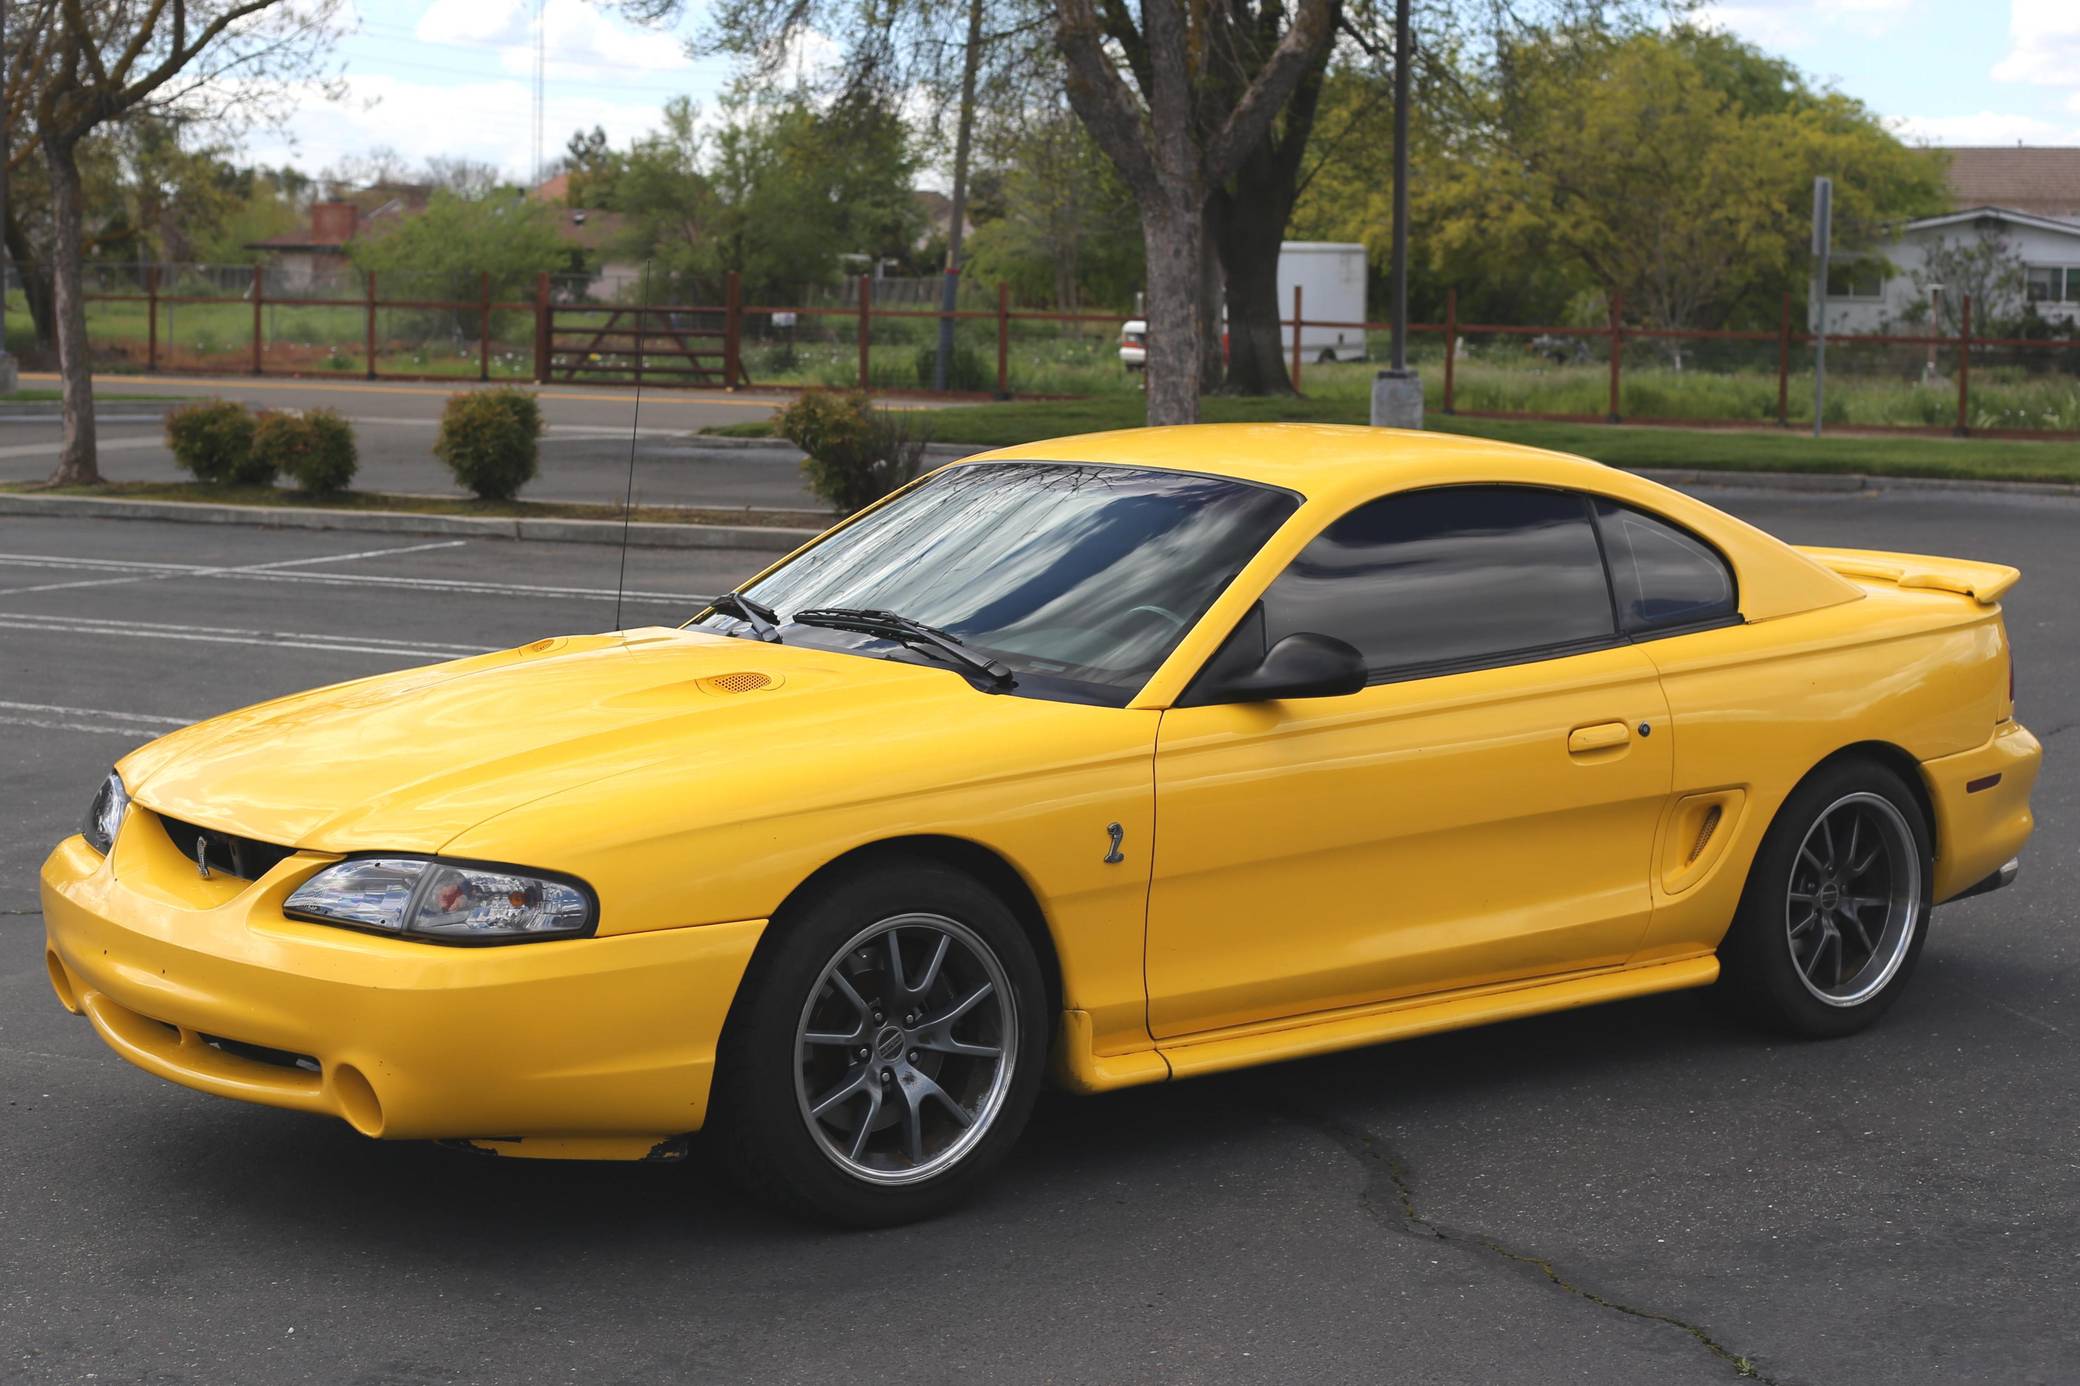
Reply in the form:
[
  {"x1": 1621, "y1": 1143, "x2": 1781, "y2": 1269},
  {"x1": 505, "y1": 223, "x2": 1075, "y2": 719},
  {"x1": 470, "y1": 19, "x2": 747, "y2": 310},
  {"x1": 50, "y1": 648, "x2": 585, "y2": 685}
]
[
  {"x1": 1252, "y1": 486, "x2": 1617, "y2": 678},
  {"x1": 1593, "y1": 499, "x2": 1738, "y2": 635}
]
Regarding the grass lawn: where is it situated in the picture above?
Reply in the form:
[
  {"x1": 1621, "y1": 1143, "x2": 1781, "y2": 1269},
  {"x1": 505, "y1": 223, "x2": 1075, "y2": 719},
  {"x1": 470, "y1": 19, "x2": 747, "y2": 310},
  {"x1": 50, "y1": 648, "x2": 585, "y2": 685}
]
[
  {"x1": 1, "y1": 388, "x2": 188, "y2": 403},
  {"x1": 0, "y1": 479, "x2": 830, "y2": 529},
  {"x1": 712, "y1": 393, "x2": 2080, "y2": 484}
]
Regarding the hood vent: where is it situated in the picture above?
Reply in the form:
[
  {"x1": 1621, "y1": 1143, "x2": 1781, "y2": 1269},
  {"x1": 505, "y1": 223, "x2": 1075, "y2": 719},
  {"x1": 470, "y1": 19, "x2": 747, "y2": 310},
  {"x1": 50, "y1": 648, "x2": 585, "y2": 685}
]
[{"x1": 697, "y1": 671, "x2": 778, "y2": 695}]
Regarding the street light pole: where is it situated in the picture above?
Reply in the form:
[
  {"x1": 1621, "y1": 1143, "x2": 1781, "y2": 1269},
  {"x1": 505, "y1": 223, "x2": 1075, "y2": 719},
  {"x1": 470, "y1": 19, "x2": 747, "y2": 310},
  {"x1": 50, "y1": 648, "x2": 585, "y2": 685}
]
[
  {"x1": 1370, "y1": 0, "x2": 1421, "y2": 428},
  {"x1": 0, "y1": 0, "x2": 15, "y2": 393}
]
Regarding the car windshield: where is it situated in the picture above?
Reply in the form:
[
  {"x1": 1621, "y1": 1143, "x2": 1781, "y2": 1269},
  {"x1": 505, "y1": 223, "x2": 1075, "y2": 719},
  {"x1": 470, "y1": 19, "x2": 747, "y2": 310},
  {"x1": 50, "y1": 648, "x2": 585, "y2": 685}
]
[{"x1": 708, "y1": 461, "x2": 1298, "y2": 703}]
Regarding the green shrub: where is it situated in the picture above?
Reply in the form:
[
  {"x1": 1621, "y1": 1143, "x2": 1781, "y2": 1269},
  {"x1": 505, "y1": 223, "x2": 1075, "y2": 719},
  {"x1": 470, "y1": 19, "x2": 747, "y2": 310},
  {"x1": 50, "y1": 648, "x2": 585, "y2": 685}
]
[
  {"x1": 164, "y1": 398, "x2": 268, "y2": 485},
  {"x1": 776, "y1": 389, "x2": 928, "y2": 514},
  {"x1": 912, "y1": 341, "x2": 992, "y2": 392},
  {"x1": 434, "y1": 388, "x2": 542, "y2": 500},
  {"x1": 253, "y1": 408, "x2": 358, "y2": 494}
]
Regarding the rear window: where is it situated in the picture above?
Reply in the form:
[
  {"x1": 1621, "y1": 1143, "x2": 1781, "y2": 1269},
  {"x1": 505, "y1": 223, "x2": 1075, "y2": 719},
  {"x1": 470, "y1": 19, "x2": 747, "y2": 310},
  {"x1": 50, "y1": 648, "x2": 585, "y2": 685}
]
[{"x1": 1593, "y1": 499, "x2": 1738, "y2": 635}]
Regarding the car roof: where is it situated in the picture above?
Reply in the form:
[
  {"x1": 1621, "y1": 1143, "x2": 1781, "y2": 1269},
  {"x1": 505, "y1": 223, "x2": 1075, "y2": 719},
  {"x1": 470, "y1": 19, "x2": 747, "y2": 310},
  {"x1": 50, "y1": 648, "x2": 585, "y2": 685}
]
[
  {"x1": 963, "y1": 423, "x2": 1863, "y2": 624},
  {"x1": 972, "y1": 423, "x2": 1607, "y2": 507}
]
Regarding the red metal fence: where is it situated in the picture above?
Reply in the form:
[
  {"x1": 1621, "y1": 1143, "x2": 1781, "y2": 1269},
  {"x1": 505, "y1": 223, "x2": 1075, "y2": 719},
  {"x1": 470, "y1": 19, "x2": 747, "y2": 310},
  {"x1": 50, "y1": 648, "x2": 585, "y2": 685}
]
[{"x1": 64, "y1": 268, "x2": 2080, "y2": 437}]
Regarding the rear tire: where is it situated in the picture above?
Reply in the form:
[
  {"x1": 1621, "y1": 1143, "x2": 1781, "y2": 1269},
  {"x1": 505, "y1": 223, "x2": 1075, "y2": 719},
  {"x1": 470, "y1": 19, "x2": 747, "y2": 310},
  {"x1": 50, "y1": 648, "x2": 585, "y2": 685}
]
[
  {"x1": 1717, "y1": 759, "x2": 1932, "y2": 1038},
  {"x1": 710, "y1": 861, "x2": 1048, "y2": 1227}
]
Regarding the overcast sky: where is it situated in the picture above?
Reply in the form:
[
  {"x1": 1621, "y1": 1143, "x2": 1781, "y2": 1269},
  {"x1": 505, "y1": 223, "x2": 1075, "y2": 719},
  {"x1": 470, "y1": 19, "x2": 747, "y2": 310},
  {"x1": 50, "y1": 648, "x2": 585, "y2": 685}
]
[{"x1": 241, "y1": 0, "x2": 2080, "y2": 186}]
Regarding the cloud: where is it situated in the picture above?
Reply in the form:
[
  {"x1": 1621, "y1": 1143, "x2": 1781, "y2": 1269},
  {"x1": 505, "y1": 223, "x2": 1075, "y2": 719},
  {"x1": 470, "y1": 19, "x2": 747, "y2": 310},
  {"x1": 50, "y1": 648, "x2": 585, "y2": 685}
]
[
  {"x1": 416, "y1": 0, "x2": 689, "y2": 78},
  {"x1": 236, "y1": 71, "x2": 669, "y2": 182},
  {"x1": 1700, "y1": 0, "x2": 1921, "y2": 50},
  {"x1": 1892, "y1": 110, "x2": 2080, "y2": 145},
  {"x1": 1991, "y1": 0, "x2": 2080, "y2": 86}
]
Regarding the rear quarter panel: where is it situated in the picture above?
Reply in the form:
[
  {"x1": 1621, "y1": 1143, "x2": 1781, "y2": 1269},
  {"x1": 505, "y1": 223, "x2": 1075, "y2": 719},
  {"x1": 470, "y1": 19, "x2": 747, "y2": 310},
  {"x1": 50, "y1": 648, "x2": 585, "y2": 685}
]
[{"x1": 1629, "y1": 584, "x2": 2007, "y2": 961}]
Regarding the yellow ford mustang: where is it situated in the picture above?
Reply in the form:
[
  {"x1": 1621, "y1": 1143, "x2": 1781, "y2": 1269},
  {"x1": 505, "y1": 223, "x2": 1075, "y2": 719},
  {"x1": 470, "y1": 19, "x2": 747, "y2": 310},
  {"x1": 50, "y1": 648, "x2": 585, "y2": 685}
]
[{"x1": 41, "y1": 424, "x2": 2038, "y2": 1225}]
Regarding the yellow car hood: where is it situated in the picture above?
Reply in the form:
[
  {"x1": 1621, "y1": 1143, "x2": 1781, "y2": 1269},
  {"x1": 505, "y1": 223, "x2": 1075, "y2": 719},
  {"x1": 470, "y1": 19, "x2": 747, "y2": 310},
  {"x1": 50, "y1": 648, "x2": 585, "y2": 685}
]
[{"x1": 117, "y1": 627, "x2": 967, "y2": 854}]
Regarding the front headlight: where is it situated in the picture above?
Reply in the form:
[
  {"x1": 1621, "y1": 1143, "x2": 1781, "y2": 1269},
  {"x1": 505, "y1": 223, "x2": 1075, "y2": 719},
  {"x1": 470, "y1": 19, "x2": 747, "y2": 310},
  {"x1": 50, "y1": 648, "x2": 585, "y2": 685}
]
[
  {"x1": 284, "y1": 856, "x2": 596, "y2": 944},
  {"x1": 82, "y1": 771, "x2": 130, "y2": 855}
]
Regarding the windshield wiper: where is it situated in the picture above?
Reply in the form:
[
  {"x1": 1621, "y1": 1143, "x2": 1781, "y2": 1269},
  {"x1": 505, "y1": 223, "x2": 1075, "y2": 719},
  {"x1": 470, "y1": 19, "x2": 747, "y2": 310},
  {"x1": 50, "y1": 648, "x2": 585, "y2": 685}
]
[
  {"x1": 790, "y1": 607, "x2": 1014, "y2": 688},
  {"x1": 708, "y1": 590, "x2": 781, "y2": 642}
]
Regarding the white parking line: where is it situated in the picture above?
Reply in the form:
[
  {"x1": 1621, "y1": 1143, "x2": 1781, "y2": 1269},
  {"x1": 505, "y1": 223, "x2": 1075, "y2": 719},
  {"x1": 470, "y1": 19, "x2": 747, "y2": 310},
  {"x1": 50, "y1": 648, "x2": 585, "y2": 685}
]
[
  {"x1": 0, "y1": 701, "x2": 190, "y2": 725},
  {"x1": 0, "y1": 540, "x2": 470, "y2": 597},
  {"x1": 0, "y1": 435, "x2": 165, "y2": 460},
  {"x1": 0, "y1": 612, "x2": 495, "y2": 660},
  {"x1": 0, "y1": 550, "x2": 711, "y2": 606}
]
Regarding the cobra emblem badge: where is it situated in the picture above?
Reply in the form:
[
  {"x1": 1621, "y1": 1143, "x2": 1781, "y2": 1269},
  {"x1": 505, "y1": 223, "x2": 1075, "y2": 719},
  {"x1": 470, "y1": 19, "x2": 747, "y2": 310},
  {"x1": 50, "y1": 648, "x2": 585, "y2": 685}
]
[
  {"x1": 194, "y1": 838, "x2": 211, "y2": 880},
  {"x1": 1104, "y1": 822, "x2": 1125, "y2": 865}
]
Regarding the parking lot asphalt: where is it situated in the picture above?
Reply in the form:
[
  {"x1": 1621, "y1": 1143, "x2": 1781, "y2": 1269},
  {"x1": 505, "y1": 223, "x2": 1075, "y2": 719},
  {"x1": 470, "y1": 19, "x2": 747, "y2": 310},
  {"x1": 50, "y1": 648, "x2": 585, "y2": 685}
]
[
  {"x1": 2, "y1": 374, "x2": 829, "y2": 511},
  {"x1": 3, "y1": 486, "x2": 2075, "y2": 1386}
]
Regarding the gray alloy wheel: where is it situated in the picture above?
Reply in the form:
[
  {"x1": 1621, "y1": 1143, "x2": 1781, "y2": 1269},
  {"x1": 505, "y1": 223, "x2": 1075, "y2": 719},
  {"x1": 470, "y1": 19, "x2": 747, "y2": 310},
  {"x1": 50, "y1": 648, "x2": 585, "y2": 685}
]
[
  {"x1": 1784, "y1": 791, "x2": 1923, "y2": 1007},
  {"x1": 792, "y1": 912, "x2": 1017, "y2": 1186}
]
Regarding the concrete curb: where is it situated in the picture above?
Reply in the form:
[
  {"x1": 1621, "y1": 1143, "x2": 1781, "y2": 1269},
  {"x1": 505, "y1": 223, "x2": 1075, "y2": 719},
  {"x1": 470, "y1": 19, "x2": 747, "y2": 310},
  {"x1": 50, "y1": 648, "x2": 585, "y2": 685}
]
[
  {"x1": 690, "y1": 435, "x2": 986, "y2": 463},
  {"x1": 0, "y1": 491, "x2": 823, "y2": 553}
]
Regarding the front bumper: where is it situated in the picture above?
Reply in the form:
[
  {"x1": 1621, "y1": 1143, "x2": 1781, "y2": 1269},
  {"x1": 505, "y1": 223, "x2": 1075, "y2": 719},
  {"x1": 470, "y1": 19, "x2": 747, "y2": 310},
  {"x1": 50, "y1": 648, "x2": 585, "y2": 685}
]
[{"x1": 40, "y1": 813, "x2": 764, "y2": 1153}]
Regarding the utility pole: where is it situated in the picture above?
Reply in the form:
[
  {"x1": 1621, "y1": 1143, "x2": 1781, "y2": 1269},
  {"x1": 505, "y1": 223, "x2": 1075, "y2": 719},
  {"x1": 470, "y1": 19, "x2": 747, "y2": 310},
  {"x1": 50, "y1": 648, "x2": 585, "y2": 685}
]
[
  {"x1": 933, "y1": 0, "x2": 985, "y2": 392},
  {"x1": 0, "y1": 0, "x2": 15, "y2": 393},
  {"x1": 1371, "y1": 0, "x2": 1420, "y2": 428},
  {"x1": 1811, "y1": 175, "x2": 1832, "y2": 439}
]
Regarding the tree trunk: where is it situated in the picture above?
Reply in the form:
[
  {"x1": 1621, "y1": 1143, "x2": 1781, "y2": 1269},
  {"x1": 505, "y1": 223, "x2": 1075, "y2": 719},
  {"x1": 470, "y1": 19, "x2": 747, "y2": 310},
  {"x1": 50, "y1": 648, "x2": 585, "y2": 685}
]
[
  {"x1": 44, "y1": 135, "x2": 99, "y2": 486},
  {"x1": 1140, "y1": 178, "x2": 1203, "y2": 426},
  {"x1": 1212, "y1": 170, "x2": 1297, "y2": 394},
  {"x1": 1198, "y1": 205, "x2": 1224, "y2": 394},
  {"x1": 3, "y1": 210, "x2": 58, "y2": 350}
]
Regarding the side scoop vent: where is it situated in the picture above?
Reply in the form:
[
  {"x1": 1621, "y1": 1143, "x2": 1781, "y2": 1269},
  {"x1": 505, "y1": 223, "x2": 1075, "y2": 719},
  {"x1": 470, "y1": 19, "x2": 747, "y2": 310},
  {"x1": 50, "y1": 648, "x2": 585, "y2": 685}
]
[
  {"x1": 697, "y1": 671, "x2": 778, "y2": 695},
  {"x1": 1688, "y1": 805, "x2": 1723, "y2": 864}
]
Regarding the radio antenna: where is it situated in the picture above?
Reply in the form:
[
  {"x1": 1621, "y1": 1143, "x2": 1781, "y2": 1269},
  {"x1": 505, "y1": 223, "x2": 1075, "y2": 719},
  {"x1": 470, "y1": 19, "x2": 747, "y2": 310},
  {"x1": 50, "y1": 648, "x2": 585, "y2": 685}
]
[{"x1": 612, "y1": 260, "x2": 652, "y2": 633}]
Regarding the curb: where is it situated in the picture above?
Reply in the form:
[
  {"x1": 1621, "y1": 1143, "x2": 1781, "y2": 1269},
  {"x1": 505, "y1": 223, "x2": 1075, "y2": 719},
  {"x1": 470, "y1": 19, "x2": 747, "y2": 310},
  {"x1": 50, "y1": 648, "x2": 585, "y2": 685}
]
[
  {"x1": 690, "y1": 436, "x2": 986, "y2": 463},
  {"x1": 0, "y1": 492, "x2": 822, "y2": 553}
]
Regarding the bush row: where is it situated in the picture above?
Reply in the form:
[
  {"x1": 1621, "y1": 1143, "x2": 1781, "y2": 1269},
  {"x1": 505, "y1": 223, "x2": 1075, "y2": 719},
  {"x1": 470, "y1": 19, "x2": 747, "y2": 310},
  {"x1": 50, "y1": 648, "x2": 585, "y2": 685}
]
[
  {"x1": 163, "y1": 388, "x2": 546, "y2": 501},
  {"x1": 165, "y1": 400, "x2": 357, "y2": 493}
]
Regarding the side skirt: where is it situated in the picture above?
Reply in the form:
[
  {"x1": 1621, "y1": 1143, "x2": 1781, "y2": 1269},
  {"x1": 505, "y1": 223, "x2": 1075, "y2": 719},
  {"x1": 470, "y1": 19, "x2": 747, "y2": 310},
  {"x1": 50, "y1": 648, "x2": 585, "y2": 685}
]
[{"x1": 1053, "y1": 956, "x2": 1721, "y2": 1092}]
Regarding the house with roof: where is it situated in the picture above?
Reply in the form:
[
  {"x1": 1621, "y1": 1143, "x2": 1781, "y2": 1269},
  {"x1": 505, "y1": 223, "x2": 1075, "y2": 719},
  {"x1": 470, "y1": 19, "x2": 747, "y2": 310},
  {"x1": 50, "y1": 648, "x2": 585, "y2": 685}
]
[{"x1": 1818, "y1": 147, "x2": 2080, "y2": 333}]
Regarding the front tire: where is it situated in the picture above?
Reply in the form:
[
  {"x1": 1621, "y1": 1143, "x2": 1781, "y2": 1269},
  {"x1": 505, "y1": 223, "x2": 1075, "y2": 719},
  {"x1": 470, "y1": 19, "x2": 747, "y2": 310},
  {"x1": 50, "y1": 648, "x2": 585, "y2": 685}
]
[
  {"x1": 1718, "y1": 759, "x2": 1933, "y2": 1037},
  {"x1": 711, "y1": 861, "x2": 1048, "y2": 1226}
]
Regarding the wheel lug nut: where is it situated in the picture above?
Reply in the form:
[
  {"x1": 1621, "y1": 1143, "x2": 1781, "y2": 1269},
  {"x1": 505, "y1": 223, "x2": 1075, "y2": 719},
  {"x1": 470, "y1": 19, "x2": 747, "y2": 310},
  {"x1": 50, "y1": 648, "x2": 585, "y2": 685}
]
[
  {"x1": 908, "y1": 1050, "x2": 918, "y2": 1062},
  {"x1": 857, "y1": 1048, "x2": 869, "y2": 1060},
  {"x1": 880, "y1": 1068, "x2": 893, "y2": 1084}
]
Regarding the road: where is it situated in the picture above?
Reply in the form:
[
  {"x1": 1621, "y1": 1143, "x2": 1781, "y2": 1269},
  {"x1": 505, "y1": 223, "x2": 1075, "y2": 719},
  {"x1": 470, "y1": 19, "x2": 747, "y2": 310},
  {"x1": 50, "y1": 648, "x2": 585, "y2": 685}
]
[
  {"x1": 2, "y1": 372, "x2": 830, "y2": 512},
  {"x1": 2, "y1": 485, "x2": 2075, "y2": 1385}
]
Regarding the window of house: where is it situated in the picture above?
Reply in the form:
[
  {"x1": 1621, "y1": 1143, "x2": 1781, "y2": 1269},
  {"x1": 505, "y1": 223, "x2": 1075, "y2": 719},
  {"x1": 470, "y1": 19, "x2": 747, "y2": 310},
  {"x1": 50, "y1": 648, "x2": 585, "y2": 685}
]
[
  {"x1": 2026, "y1": 266, "x2": 2075, "y2": 303},
  {"x1": 1237, "y1": 485, "x2": 1619, "y2": 682},
  {"x1": 1592, "y1": 499, "x2": 1739, "y2": 636},
  {"x1": 1825, "y1": 260, "x2": 1886, "y2": 299}
]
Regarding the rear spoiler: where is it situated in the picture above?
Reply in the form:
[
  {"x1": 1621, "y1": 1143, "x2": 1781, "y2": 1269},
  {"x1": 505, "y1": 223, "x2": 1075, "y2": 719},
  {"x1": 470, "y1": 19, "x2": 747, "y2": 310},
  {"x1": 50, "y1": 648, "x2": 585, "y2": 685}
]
[{"x1": 1794, "y1": 547, "x2": 2020, "y2": 605}]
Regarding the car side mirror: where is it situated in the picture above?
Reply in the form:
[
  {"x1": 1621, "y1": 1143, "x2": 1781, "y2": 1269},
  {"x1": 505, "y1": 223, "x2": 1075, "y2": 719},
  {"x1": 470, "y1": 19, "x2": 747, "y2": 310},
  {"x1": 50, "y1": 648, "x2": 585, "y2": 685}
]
[{"x1": 1198, "y1": 632, "x2": 1368, "y2": 703}]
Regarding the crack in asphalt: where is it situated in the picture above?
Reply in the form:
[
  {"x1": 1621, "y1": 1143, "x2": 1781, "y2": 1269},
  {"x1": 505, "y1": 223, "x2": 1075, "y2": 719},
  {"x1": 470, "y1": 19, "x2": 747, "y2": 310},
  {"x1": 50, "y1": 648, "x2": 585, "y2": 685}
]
[{"x1": 1283, "y1": 1107, "x2": 1776, "y2": 1383}]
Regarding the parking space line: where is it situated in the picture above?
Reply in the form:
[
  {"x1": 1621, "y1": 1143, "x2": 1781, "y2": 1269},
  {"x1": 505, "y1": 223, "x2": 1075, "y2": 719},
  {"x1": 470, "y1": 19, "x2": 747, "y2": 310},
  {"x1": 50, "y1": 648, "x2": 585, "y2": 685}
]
[
  {"x1": 0, "y1": 701, "x2": 190, "y2": 725},
  {"x1": 0, "y1": 436, "x2": 165, "y2": 460},
  {"x1": 0, "y1": 540, "x2": 471, "y2": 597},
  {"x1": 0, "y1": 550, "x2": 710, "y2": 606},
  {"x1": 0, "y1": 612, "x2": 496, "y2": 660}
]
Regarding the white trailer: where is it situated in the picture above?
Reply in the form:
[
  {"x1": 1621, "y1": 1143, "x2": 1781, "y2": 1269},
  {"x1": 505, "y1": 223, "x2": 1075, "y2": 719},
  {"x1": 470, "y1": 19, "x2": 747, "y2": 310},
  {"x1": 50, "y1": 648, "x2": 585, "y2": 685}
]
[
  {"x1": 1118, "y1": 241, "x2": 1371, "y2": 370},
  {"x1": 1277, "y1": 241, "x2": 1368, "y2": 363}
]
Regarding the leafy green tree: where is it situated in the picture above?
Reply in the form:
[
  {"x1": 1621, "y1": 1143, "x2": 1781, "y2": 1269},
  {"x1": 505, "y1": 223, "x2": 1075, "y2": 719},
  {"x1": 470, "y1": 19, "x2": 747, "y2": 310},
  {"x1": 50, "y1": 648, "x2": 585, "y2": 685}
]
[
  {"x1": 964, "y1": 102, "x2": 1142, "y2": 311},
  {"x1": 348, "y1": 191, "x2": 578, "y2": 332},
  {"x1": 613, "y1": 92, "x2": 922, "y2": 305},
  {"x1": 1423, "y1": 27, "x2": 1949, "y2": 344}
]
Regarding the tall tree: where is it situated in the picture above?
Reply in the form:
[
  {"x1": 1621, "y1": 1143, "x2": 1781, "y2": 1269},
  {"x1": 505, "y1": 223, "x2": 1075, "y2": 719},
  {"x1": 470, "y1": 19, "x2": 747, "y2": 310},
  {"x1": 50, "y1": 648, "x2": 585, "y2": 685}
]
[
  {"x1": 1053, "y1": 0, "x2": 1335, "y2": 423},
  {"x1": 1426, "y1": 26, "x2": 1947, "y2": 347},
  {"x1": 34, "y1": 0, "x2": 341, "y2": 485}
]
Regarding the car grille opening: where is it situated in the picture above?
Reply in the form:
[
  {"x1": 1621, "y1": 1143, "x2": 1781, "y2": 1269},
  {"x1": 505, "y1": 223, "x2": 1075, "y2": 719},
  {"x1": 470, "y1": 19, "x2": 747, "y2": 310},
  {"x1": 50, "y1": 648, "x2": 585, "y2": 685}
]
[
  {"x1": 201, "y1": 1034, "x2": 321, "y2": 1074},
  {"x1": 156, "y1": 814, "x2": 295, "y2": 882}
]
